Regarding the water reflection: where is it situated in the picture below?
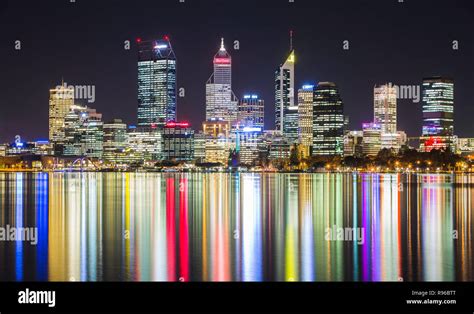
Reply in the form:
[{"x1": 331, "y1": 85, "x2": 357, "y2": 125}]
[{"x1": 0, "y1": 172, "x2": 472, "y2": 282}]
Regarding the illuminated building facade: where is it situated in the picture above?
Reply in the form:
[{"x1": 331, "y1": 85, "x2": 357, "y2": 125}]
[
  {"x1": 137, "y1": 37, "x2": 177, "y2": 127},
  {"x1": 421, "y1": 77, "x2": 454, "y2": 151},
  {"x1": 103, "y1": 119, "x2": 128, "y2": 163},
  {"x1": 312, "y1": 82, "x2": 344, "y2": 156},
  {"x1": 205, "y1": 38, "x2": 238, "y2": 123},
  {"x1": 362, "y1": 123, "x2": 381, "y2": 156},
  {"x1": 162, "y1": 122, "x2": 194, "y2": 161},
  {"x1": 193, "y1": 132, "x2": 207, "y2": 162},
  {"x1": 127, "y1": 126, "x2": 162, "y2": 161},
  {"x1": 204, "y1": 137, "x2": 232, "y2": 165},
  {"x1": 48, "y1": 83, "x2": 74, "y2": 144},
  {"x1": 202, "y1": 120, "x2": 231, "y2": 138},
  {"x1": 275, "y1": 49, "x2": 297, "y2": 143},
  {"x1": 298, "y1": 85, "x2": 314, "y2": 147},
  {"x1": 234, "y1": 127, "x2": 264, "y2": 165},
  {"x1": 343, "y1": 130, "x2": 363, "y2": 157},
  {"x1": 238, "y1": 95, "x2": 264, "y2": 128},
  {"x1": 374, "y1": 83, "x2": 397, "y2": 134},
  {"x1": 63, "y1": 105, "x2": 104, "y2": 158}
]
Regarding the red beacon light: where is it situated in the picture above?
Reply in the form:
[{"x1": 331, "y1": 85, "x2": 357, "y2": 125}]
[
  {"x1": 163, "y1": 35, "x2": 170, "y2": 41},
  {"x1": 136, "y1": 37, "x2": 142, "y2": 43}
]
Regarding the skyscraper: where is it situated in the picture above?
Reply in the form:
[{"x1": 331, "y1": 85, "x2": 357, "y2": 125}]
[
  {"x1": 275, "y1": 34, "x2": 297, "y2": 143},
  {"x1": 312, "y1": 82, "x2": 345, "y2": 156},
  {"x1": 422, "y1": 77, "x2": 454, "y2": 136},
  {"x1": 49, "y1": 82, "x2": 74, "y2": 144},
  {"x1": 238, "y1": 94, "x2": 264, "y2": 128},
  {"x1": 420, "y1": 77, "x2": 454, "y2": 151},
  {"x1": 298, "y1": 85, "x2": 314, "y2": 147},
  {"x1": 374, "y1": 83, "x2": 397, "y2": 134},
  {"x1": 205, "y1": 38, "x2": 238, "y2": 123},
  {"x1": 137, "y1": 36, "x2": 177, "y2": 127}
]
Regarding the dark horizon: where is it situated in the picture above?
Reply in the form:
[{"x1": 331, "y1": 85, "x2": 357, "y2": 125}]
[{"x1": 0, "y1": 0, "x2": 473, "y2": 143}]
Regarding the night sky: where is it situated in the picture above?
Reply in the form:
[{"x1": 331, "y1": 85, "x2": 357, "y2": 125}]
[{"x1": 0, "y1": 0, "x2": 473, "y2": 143}]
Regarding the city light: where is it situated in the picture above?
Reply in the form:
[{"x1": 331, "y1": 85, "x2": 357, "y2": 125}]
[
  {"x1": 154, "y1": 44, "x2": 168, "y2": 49},
  {"x1": 242, "y1": 127, "x2": 262, "y2": 132},
  {"x1": 165, "y1": 122, "x2": 190, "y2": 128}
]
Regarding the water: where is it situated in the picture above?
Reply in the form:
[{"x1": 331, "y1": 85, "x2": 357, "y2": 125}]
[{"x1": 0, "y1": 172, "x2": 472, "y2": 282}]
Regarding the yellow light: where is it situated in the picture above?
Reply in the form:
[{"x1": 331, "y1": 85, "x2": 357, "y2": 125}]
[{"x1": 287, "y1": 51, "x2": 295, "y2": 63}]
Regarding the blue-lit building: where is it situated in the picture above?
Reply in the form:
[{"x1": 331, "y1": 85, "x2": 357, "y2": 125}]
[{"x1": 137, "y1": 37, "x2": 177, "y2": 127}]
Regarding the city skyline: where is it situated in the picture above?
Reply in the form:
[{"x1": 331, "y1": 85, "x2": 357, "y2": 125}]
[{"x1": 1, "y1": 0, "x2": 473, "y2": 143}]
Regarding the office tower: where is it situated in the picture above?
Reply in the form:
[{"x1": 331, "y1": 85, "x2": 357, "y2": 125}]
[
  {"x1": 420, "y1": 77, "x2": 454, "y2": 151},
  {"x1": 49, "y1": 82, "x2": 74, "y2": 144},
  {"x1": 205, "y1": 38, "x2": 238, "y2": 123},
  {"x1": 162, "y1": 122, "x2": 194, "y2": 161},
  {"x1": 422, "y1": 77, "x2": 454, "y2": 136},
  {"x1": 137, "y1": 36, "x2": 177, "y2": 127},
  {"x1": 103, "y1": 119, "x2": 128, "y2": 163},
  {"x1": 238, "y1": 94, "x2": 264, "y2": 128},
  {"x1": 63, "y1": 105, "x2": 104, "y2": 158},
  {"x1": 298, "y1": 85, "x2": 314, "y2": 147},
  {"x1": 312, "y1": 82, "x2": 345, "y2": 155},
  {"x1": 362, "y1": 123, "x2": 381, "y2": 156},
  {"x1": 374, "y1": 83, "x2": 397, "y2": 134},
  {"x1": 275, "y1": 40, "x2": 297, "y2": 143}
]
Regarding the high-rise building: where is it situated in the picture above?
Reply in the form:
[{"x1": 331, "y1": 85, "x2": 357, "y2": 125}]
[
  {"x1": 238, "y1": 94, "x2": 264, "y2": 128},
  {"x1": 103, "y1": 119, "x2": 128, "y2": 163},
  {"x1": 275, "y1": 47, "x2": 297, "y2": 143},
  {"x1": 162, "y1": 122, "x2": 194, "y2": 161},
  {"x1": 312, "y1": 82, "x2": 345, "y2": 156},
  {"x1": 63, "y1": 105, "x2": 104, "y2": 158},
  {"x1": 420, "y1": 77, "x2": 454, "y2": 151},
  {"x1": 49, "y1": 82, "x2": 74, "y2": 144},
  {"x1": 374, "y1": 83, "x2": 397, "y2": 133},
  {"x1": 137, "y1": 36, "x2": 177, "y2": 127},
  {"x1": 298, "y1": 84, "x2": 314, "y2": 147},
  {"x1": 422, "y1": 77, "x2": 454, "y2": 136},
  {"x1": 205, "y1": 38, "x2": 238, "y2": 123}
]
